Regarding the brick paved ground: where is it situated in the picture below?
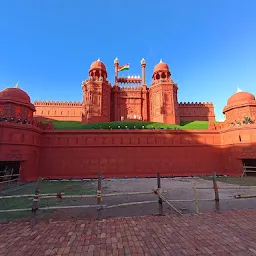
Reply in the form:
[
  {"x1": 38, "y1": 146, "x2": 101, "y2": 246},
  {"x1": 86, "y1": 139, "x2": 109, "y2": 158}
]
[{"x1": 0, "y1": 210, "x2": 256, "y2": 256}]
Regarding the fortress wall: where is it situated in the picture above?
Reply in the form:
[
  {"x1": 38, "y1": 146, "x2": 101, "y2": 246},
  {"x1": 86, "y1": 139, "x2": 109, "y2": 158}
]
[
  {"x1": 0, "y1": 123, "x2": 41, "y2": 181},
  {"x1": 1, "y1": 124, "x2": 255, "y2": 181},
  {"x1": 178, "y1": 102, "x2": 215, "y2": 122},
  {"x1": 34, "y1": 101, "x2": 82, "y2": 121},
  {"x1": 38, "y1": 130, "x2": 224, "y2": 179},
  {"x1": 219, "y1": 125, "x2": 256, "y2": 175}
]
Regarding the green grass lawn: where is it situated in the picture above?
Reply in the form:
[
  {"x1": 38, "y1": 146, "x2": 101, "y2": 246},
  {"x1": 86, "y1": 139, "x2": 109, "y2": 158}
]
[
  {"x1": 44, "y1": 120, "x2": 209, "y2": 130},
  {"x1": 0, "y1": 180, "x2": 98, "y2": 221},
  {"x1": 202, "y1": 176, "x2": 256, "y2": 186}
]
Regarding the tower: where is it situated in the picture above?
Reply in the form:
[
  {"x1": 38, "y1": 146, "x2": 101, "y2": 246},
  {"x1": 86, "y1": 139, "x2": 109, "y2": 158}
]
[
  {"x1": 81, "y1": 59, "x2": 111, "y2": 124},
  {"x1": 149, "y1": 60, "x2": 180, "y2": 124}
]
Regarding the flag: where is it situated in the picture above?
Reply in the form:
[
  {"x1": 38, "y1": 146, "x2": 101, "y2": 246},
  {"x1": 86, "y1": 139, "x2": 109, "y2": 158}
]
[{"x1": 118, "y1": 64, "x2": 129, "y2": 72}]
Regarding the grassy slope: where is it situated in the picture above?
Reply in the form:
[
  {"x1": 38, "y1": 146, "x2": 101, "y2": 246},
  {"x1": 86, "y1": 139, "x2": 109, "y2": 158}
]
[
  {"x1": 202, "y1": 176, "x2": 256, "y2": 186},
  {"x1": 45, "y1": 120, "x2": 209, "y2": 130}
]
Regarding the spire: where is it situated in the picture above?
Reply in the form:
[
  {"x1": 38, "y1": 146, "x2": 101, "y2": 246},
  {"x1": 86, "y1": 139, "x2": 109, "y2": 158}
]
[
  {"x1": 97, "y1": 58, "x2": 100, "y2": 61},
  {"x1": 159, "y1": 59, "x2": 163, "y2": 63},
  {"x1": 14, "y1": 83, "x2": 19, "y2": 88},
  {"x1": 237, "y1": 87, "x2": 242, "y2": 93},
  {"x1": 114, "y1": 57, "x2": 119, "y2": 64}
]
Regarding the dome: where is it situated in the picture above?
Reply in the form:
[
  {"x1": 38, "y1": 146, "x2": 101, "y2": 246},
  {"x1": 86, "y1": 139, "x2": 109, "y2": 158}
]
[
  {"x1": 89, "y1": 59, "x2": 106, "y2": 72},
  {"x1": 227, "y1": 91, "x2": 255, "y2": 105},
  {"x1": 0, "y1": 87, "x2": 31, "y2": 104},
  {"x1": 153, "y1": 60, "x2": 169, "y2": 73}
]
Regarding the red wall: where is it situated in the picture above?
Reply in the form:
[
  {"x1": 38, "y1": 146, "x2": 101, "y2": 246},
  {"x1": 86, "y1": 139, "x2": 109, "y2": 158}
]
[
  {"x1": 219, "y1": 125, "x2": 256, "y2": 175},
  {"x1": 0, "y1": 123, "x2": 41, "y2": 181},
  {"x1": 1, "y1": 123, "x2": 256, "y2": 181},
  {"x1": 39, "y1": 130, "x2": 222, "y2": 179},
  {"x1": 34, "y1": 101, "x2": 82, "y2": 121}
]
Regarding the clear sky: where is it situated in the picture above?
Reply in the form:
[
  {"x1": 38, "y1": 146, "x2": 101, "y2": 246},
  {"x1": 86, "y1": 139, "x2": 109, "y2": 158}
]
[{"x1": 0, "y1": 0, "x2": 256, "y2": 121}]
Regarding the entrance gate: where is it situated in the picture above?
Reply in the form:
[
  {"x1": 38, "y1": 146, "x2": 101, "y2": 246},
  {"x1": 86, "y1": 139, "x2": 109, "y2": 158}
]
[{"x1": 242, "y1": 159, "x2": 256, "y2": 176}]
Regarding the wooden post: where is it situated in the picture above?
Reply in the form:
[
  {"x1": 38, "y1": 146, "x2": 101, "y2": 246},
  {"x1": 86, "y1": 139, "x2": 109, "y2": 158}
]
[
  {"x1": 157, "y1": 172, "x2": 163, "y2": 215},
  {"x1": 212, "y1": 172, "x2": 220, "y2": 211},
  {"x1": 194, "y1": 185, "x2": 199, "y2": 214},
  {"x1": 97, "y1": 172, "x2": 102, "y2": 221},
  {"x1": 30, "y1": 177, "x2": 42, "y2": 225}
]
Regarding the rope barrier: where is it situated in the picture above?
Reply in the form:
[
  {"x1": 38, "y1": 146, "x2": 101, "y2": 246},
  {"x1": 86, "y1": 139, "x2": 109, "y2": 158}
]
[{"x1": 97, "y1": 190, "x2": 103, "y2": 201}]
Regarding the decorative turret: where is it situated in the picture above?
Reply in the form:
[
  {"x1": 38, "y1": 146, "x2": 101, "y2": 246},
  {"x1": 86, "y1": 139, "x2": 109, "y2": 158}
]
[
  {"x1": 152, "y1": 59, "x2": 171, "y2": 82},
  {"x1": 88, "y1": 58, "x2": 107, "y2": 81},
  {"x1": 0, "y1": 84, "x2": 35, "y2": 122},
  {"x1": 82, "y1": 59, "x2": 111, "y2": 124},
  {"x1": 223, "y1": 88, "x2": 256, "y2": 124},
  {"x1": 149, "y1": 60, "x2": 180, "y2": 124}
]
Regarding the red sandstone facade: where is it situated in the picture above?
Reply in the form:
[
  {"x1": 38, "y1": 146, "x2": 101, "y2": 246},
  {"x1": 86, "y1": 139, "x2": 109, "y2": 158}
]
[
  {"x1": 33, "y1": 59, "x2": 216, "y2": 124},
  {"x1": 0, "y1": 64, "x2": 256, "y2": 181}
]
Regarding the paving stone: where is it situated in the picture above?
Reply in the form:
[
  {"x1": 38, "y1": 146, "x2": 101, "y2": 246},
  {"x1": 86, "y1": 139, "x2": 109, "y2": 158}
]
[{"x1": 0, "y1": 210, "x2": 255, "y2": 255}]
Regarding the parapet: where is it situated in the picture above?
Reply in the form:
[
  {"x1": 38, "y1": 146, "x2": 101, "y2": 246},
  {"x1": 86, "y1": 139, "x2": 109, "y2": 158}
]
[
  {"x1": 34, "y1": 101, "x2": 82, "y2": 106},
  {"x1": 179, "y1": 102, "x2": 214, "y2": 107},
  {"x1": 119, "y1": 86, "x2": 142, "y2": 90}
]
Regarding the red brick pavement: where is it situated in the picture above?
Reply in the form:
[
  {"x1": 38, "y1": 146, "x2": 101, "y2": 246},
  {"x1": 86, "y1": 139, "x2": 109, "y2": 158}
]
[{"x1": 0, "y1": 210, "x2": 256, "y2": 256}]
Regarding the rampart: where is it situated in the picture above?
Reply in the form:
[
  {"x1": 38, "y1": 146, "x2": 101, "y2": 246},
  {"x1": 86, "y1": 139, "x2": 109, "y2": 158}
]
[
  {"x1": 178, "y1": 102, "x2": 215, "y2": 122},
  {"x1": 1, "y1": 121, "x2": 255, "y2": 181},
  {"x1": 34, "y1": 101, "x2": 82, "y2": 121}
]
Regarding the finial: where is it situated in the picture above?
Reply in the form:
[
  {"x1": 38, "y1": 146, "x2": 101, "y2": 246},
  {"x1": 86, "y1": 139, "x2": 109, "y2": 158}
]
[
  {"x1": 97, "y1": 58, "x2": 100, "y2": 61},
  {"x1": 140, "y1": 58, "x2": 146, "y2": 65},
  {"x1": 114, "y1": 57, "x2": 119, "y2": 64},
  {"x1": 14, "y1": 83, "x2": 19, "y2": 88},
  {"x1": 237, "y1": 87, "x2": 242, "y2": 93},
  {"x1": 159, "y1": 59, "x2": 163, "y2": 63}
]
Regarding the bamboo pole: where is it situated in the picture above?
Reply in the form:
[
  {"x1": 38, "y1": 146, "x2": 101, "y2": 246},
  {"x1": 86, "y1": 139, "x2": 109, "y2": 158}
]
[
  {"x1": 0, "y1": 178, "x2": 19, "y2": 184},
  {"x1": 39, "y1": 205, "x2": 106, "y2": 210},
  {"x1": 194, "y1": 186, "x2": 199, "y2": 214},
  {"x1": 0, "y1": 208, "x2": 32, "y2": 213},
  {"x1": 97, "y1": 172, "x2": 102, "y2": 221},
  {"x1": 0, "y1": 190, "x2": 167, "y2": 200},
  {"x1": 157, "y1": 172, "x2": 164, "y2": 215},
  {"x1": 0, "y1": 174, "x2": 20, "y2": 178},
  {"x1": 105, "y1": 200, "x2": 157, "y2": 209},
  {"x1": 197, "y1": 186, "x2": 256, "y2": 190},
  {"x1": 30, "y1": 177, "x2": 42, "y2": 225},
  {"x1": 154, "y1": 189, "x2": 182, "y2": 216},
  {"x1": 212, "y1": 172, "x2": 220, "y2": 211},
  {"x1": 234, "y1": 195, "x2": 256, "y2": 199}
]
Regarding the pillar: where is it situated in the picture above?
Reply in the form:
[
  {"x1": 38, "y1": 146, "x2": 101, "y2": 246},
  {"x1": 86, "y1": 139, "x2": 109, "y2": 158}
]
[
  {"x1": 141, "y1": 58, "x2": 146, "y2": 85},
  {"x1": 114, "y1": 57, "x2": 119, "y2": 86}
]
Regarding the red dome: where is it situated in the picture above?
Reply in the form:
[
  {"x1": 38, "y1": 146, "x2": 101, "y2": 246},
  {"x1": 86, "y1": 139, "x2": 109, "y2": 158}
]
[
  {"x1": 227, "y1": 91, "x2": 255, "y2": 105},
  {"x1": 0, "y1": 87, "x2": 31, "y2": 104},
  {"x1": 89, "y1": 59, "x2": 106, "y2": 71},
  {"x1": 153, "y1": 61, "x2": 169, "y2": 73}
]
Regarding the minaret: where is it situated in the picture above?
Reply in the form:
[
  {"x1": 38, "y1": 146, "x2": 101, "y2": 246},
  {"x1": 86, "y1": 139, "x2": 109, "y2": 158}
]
[
  {"x1": 140, "y1": 58, "x2": 146, "y2": 86},
  {"x1": 114, "y1": 57, "x2": 119, "y2": 86}
]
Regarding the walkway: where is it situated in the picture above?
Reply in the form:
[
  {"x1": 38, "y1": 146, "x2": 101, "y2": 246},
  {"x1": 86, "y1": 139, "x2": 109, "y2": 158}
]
[{"x1": 0, "y1": 210, "x2": 256, "y2": 256}]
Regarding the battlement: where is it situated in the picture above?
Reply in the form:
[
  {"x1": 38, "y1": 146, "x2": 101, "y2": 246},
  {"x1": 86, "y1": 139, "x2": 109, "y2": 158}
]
[
  {"x1": 119, "y1": 86, "x2": 142, "y2": 90},
  {"x1": 118, "y1": 77, "x2": 141, "y2": 84},
  {"x1": 179, "y1": 102, "x2": 214, "y2": 107},
  {"x1": 34, "y1": 101, "x2": 82, "y2": 106}
]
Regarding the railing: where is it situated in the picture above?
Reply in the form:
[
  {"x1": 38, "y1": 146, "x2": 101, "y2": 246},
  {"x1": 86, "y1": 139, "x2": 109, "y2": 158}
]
[
  {"x1": 0, "y1": 172, "x2": 255, "y2": 225},
  {"x1": 242, "y1": 166, "x2": 256, "y2": 177}
]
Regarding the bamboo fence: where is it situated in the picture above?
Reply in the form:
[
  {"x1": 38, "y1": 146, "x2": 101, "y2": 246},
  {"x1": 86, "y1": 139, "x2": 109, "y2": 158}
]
[{"x1": 0, "y1": 172, "x2": 255, "y2": 225}]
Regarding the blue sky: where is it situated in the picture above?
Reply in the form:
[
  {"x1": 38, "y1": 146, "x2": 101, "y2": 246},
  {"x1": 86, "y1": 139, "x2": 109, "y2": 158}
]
[{"x1": 0, "y1": 0, "x2": 256, "y2": 121}]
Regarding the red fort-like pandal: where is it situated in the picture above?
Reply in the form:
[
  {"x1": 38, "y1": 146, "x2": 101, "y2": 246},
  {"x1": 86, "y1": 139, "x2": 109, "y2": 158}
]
[{"x1": 0, "y1": 58, "x2": 256, "y2": 181}]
